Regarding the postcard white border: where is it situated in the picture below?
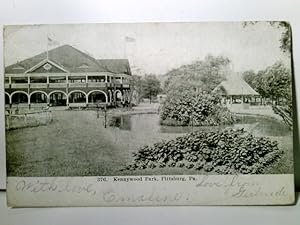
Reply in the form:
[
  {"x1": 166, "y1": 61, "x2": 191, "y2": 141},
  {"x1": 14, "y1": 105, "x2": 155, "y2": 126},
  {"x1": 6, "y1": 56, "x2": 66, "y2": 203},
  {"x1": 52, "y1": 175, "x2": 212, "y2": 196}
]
[{"x1": 7, "y1": 174, "x2": 295, "y2": 207}]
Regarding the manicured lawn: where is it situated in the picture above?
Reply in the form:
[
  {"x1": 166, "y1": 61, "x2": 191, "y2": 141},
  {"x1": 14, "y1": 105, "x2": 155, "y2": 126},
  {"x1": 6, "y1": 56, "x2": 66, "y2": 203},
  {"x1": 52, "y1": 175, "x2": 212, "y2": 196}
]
[{"x1": 6, "y1": 111, "x2": 180, "y2": 176}]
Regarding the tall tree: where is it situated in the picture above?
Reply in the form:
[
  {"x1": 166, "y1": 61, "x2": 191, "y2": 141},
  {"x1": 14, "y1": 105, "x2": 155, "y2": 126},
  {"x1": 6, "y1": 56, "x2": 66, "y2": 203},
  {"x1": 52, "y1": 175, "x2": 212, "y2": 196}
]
[
  {"x1": 129, "y1": 75, "x2": 142, "y2": 105},
  {"x1": 164, "y1": 55, "x2": 230, "y2": 94},
  {"x1": 243, "y1": 62, "x2": 291, "y2": 102},
  {"x1": 141, "y1": 75, "x2": 162, "y2": 103},
  {"x1": 264, "y1": 62, "x2": 292, "y2": 103},
  {"x1": 243, "y1": 62, "x2": 292, "y2": 127}
]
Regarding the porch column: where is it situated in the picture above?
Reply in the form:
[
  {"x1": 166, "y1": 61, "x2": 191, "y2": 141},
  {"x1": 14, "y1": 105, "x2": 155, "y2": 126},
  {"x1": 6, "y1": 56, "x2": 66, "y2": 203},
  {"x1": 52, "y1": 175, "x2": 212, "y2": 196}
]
[
  {"x1": 28, "y1": 93, "x2": 31, "y2": 109},
  {"x1": 109, "y1": 90, "x2": 112, "y2": 103},
  {"x1": 47, "y1": 95, "x2": 50, "y2": 107},
  {"x1": 28, "y1": 76, "x2": 31, "y2": 109},
  {"x1": 66, "y1": 96, "x2": 69, "y2": 106},
  {"x1": 47, "y1": 76, "x2": 49, "y2": 88}
]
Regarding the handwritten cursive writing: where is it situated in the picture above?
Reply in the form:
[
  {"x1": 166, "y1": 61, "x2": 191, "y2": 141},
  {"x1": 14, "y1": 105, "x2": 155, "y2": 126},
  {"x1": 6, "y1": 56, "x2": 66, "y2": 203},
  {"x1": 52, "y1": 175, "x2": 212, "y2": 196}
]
[
  {"x1": 102, "y1": 191, "x2": 188, "y2": 203},
  {"x1": 15, "y1": 178, "x2": 97, "y2": 195}
]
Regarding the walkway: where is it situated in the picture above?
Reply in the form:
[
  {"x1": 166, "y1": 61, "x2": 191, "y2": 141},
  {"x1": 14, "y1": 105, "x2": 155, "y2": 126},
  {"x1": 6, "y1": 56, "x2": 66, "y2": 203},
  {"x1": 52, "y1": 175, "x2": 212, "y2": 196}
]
[
  {"x1": 227, "y1": 104, "x2": 283, "y2": 121},
  {"x1": 132, "y1": 103, "x2": 160, "y2": 113}
]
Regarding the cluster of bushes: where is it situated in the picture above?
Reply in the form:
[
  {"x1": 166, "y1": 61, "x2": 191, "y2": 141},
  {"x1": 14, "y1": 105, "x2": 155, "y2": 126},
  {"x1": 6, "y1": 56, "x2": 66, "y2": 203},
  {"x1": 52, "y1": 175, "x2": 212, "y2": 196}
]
[
  {"x1": 124, "y1": 129, "x2": 283, "y2": 174},
  {"x1": 160, "y1": 91, "x2": 236, "y2": 126}
]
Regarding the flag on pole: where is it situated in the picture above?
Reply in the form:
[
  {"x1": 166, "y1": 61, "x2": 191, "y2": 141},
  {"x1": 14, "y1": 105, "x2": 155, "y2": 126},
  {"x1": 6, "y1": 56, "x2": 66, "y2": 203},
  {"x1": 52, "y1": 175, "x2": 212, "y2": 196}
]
[
  {"x1": 46, "y1": 36, "x2": 59, "y2": 60},
  {"x1": 125, "y1": 36, "x2": 136, "y2": 42}
]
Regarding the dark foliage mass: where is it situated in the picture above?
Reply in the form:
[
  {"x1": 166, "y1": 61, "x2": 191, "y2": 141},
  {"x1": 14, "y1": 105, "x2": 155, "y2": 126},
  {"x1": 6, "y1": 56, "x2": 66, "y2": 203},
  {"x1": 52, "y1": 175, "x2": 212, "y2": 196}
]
[
  {"x1": 242, "y1": 62, "x2": 292, "y2": 127},
  {"x1": 141, "y1": 74, "x2": 162, "y2": 103},
  {"x1": 164, "y1": 55, "x2": 231, "y2": 93},
  {"x1": 243, "y1": 62, "x2": 291, "y2": 101},
  {"x1": 124, "y1": 129, "x2": 283, "y2": 174},
  {"x1": 160, "y1": 91, "x2": 236, "y2": 126}
]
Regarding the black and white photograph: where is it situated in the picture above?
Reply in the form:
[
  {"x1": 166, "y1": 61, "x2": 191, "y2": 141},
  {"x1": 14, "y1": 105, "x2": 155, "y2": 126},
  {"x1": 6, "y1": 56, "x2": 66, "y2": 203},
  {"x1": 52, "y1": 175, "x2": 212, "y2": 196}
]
[{"x1": 3, "y1": 22, "x2": 295, "y2": 206}]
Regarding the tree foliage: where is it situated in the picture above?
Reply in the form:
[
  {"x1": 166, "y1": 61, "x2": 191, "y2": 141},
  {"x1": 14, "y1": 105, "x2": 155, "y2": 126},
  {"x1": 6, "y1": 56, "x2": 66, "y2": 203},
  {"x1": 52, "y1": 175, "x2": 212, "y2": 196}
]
[
  {"x1": 164, "y1": 55, "x2": 231, "y2": 93},
  {"x1": 141, "y1": 74, "x2": 162, "y2": 103},
  {"x1": 129, "y1": 75, "x2": 142, "y2": 105},
  {"x1": 243, "y1": 61, "x2": 292, "y2": 102},
  {"x1": 243, "y1": 61, "x2": 292, "y2": 123}
]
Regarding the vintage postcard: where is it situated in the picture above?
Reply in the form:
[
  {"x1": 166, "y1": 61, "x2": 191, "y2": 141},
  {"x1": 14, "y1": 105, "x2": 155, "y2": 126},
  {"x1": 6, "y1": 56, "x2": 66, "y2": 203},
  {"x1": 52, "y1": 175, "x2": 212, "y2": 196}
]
[{"x1": 4, "y1": 22, "x2": 295, "y2": 207}]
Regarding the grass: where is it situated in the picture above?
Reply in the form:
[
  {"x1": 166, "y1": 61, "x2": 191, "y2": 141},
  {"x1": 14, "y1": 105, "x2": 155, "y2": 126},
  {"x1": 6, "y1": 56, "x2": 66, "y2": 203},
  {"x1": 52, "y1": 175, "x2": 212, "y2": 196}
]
[
  {"x1": 6, "y1": 111, "x2": 294, "y2": 176},
  {"x1": 6, "y1": 111, "x2": 181, "y2": 176}
]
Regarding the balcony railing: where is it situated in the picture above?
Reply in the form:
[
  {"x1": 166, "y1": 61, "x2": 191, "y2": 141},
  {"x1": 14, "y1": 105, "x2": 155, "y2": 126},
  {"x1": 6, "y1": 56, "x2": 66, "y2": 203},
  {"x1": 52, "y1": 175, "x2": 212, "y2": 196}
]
[
  {"x1": 69, "y1": 83, "x2": 86, "y2": 88},
  {"x1": 30, "y1": 83, "x2": 48, "y2": 88},
  {"x1": 69, "y1": 103, "x2": 87, "y2": 108},
  {"x1": 6, "y1": 81, "x2": 129, "y2": 90},
  {"x1": 11, "y1": 83, "x2": 28, "y2": 89},
  {"x1": 49, "y1": 83, "x2": 67, "y2": 88},
  {"x1": 87, "y1": 82, "x2": 106, "y2": 88}
]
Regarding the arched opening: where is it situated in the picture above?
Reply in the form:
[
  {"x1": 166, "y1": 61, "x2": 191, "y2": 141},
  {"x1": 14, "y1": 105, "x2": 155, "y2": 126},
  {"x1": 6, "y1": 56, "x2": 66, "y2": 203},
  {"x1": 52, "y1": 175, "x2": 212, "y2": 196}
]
[
  {"x1": 11, "y1": 92, "x2": 28, "y2": 104},
  {"x1": 49, "y1": 91, "x2": 67, "y2": 106},
  {"x1": 5, "y1": 93, "x2": 10, "y2": 105},
  {"x1": 88, "y1": 91, "x2": 107, "y2": 104},
  {"x1": 30, "y1": 92, "x2": 48, "y2": 104},
  {"x1": 68, "y1": 91, "x2": 86, "y2": 104}
]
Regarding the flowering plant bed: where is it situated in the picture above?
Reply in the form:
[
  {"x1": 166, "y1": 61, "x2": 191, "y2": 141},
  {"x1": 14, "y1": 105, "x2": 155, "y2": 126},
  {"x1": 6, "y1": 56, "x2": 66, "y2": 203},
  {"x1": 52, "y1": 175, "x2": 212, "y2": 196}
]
[{"x1": 124, "y1": 129, "x2": 283, "y2": 174}]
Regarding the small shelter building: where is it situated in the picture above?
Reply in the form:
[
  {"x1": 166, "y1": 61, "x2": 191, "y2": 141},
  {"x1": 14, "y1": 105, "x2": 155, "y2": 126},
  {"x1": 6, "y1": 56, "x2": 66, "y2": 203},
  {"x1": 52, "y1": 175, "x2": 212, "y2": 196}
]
[{"x1": 212, "y1": 76, "x2": 261, "y2": 105}]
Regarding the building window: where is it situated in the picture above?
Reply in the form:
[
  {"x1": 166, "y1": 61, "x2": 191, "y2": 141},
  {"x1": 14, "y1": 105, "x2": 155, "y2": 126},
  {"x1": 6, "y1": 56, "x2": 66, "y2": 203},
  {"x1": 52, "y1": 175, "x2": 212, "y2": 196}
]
[
  {"x1": 30, "y1": 77, "x2": 47, "y2": 83},
  {"x1": 88, "y1": 76, "x2": 106, "y2": 82},
  {"x1": 11, "y1": 77, "x2": 27, "y2": 83},
  {"x1": 69, "y1": 77, "x2": 86, "y2": 83},
  {"x1": 49, "y1": 77, "x2": 66, "y2": 83}
]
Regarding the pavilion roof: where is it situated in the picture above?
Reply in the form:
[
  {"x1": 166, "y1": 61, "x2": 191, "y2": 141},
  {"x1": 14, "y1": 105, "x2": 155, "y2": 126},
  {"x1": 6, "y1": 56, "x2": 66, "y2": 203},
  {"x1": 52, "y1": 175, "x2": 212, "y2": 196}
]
[{"x1": 212, "y1": 76, "x2": 259, "y2": 96}]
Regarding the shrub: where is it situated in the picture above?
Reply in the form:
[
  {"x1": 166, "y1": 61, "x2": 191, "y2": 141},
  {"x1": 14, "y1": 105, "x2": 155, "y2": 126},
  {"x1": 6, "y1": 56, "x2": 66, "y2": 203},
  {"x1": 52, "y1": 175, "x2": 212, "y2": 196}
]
[{"x1": 160, "y1": 91, "x2": 235, "y2": 126}]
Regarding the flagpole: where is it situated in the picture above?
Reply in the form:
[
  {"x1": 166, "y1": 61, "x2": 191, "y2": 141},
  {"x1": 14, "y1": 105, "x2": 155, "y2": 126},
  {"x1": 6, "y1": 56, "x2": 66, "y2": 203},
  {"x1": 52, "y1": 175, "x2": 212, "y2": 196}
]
[{"x1": 46, "y1": 36, "x2": 49, "y2": 61}]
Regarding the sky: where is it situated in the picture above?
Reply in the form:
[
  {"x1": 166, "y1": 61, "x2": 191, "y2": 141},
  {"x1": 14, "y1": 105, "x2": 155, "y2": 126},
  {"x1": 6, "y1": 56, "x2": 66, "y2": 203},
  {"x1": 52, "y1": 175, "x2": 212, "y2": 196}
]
[{"x1": 3, "y1": 22, "x2": 291, "y2": 75}]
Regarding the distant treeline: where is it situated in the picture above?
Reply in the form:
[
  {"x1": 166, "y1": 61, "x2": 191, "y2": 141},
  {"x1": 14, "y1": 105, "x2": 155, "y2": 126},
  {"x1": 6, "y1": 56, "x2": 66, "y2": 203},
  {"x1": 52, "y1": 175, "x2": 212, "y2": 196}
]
[{"x1": 242, "y1": 61, "x2": 292, "y2": 114}]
